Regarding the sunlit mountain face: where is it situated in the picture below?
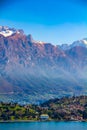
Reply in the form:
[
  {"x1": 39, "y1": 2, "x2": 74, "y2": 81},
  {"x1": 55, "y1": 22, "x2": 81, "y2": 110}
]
[{"x1": 0, "y1": 26, "x2": 87, "y2": 104}]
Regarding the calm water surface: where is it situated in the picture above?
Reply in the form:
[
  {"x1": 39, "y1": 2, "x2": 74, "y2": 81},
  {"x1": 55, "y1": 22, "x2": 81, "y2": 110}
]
[{"x1": 0, "y1": 121, "x2": 87, "y2": 130}]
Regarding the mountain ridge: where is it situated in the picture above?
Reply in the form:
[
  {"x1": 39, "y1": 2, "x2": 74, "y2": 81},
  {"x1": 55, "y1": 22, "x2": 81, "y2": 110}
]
[
  {"x1": 0, "y1": 26, "x2": 87, "y2": 48},
  {"x1": 0, "y1": 26, "x2": 87, "y2": 104}
]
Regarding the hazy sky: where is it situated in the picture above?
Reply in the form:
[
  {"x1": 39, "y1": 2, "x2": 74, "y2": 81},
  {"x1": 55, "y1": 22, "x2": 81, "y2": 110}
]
[{"x1": 0, "y1": 0, "x2": 87, "y2": 44}]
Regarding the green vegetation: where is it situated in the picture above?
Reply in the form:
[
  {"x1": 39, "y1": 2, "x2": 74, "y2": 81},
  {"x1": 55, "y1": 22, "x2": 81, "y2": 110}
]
[{"x1": 0, "y1": 96, "x2": 87, "y2": 121}]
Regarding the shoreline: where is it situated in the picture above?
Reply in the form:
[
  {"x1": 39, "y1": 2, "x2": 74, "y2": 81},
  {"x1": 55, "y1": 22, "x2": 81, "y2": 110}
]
[{"x1": 0, "y1": 119, "x2": 87, "y2": 123}]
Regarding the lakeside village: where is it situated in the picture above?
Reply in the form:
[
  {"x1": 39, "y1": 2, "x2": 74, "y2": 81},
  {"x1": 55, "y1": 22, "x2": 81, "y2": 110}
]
[{"x1": 0, "y1": 96, "x2": 87, "y2": 122}]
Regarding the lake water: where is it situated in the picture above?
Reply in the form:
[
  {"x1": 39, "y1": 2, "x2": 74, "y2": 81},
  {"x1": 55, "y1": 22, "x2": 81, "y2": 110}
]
[{"x1": 0, "y1": 121, "x2": 87, "y2": 130}]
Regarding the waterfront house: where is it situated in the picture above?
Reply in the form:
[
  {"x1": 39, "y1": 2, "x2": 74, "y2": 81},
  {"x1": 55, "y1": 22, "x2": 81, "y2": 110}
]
[{"x1": 40, "y1": 114, "x2": 49, "y2": 121}]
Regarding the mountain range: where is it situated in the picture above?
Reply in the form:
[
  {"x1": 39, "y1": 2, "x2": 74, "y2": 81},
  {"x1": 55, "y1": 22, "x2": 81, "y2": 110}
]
[{"x1": 0, "y1": 26, "x2": 87, "y2": 104}]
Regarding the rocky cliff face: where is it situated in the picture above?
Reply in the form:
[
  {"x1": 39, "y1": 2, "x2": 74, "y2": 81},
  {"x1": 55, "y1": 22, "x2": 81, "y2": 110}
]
[{"x1": 0, "y1": 26, "x2": 87, "y2": 103}]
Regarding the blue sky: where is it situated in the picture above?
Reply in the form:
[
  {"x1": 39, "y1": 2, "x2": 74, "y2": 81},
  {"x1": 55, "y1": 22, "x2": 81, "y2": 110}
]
[{"x1": 0, "y1": 0, "x2": 87, "y2": 44}]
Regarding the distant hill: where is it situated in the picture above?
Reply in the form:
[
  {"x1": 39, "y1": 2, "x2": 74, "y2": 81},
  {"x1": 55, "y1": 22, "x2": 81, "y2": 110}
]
[{"x1": 0, "y1": 26, "x2": 87, "y2": 104}]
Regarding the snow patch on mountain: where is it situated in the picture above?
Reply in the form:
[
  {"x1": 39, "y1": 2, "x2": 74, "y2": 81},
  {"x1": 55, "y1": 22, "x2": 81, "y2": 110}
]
[
  {"x1": 59, "y1": 39, "x2": 87, "y2": 50},
  {"x1": 83, "y1": 39, "x2": 87, "y2": 45},
  {"x1": 0, "y1": 26, "x2": 20, "y2": 37}
]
